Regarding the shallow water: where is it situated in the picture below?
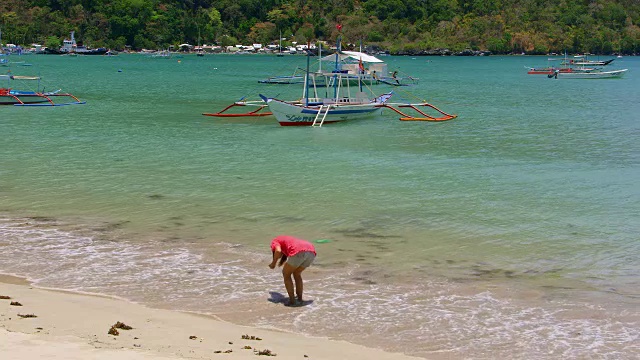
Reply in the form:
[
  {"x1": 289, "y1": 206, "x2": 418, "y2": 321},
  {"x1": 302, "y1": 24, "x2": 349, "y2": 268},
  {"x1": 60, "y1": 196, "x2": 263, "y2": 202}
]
[{"x1": 1, "y1": 53, "x2": 639, "y2": 358}]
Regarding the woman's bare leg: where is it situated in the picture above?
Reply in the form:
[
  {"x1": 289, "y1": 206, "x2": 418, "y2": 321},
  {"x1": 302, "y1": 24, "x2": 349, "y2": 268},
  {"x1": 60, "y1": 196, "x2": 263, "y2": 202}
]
[
  {"x1": 293, "y1": 267, "x2": 306, "y2": 302},
  {"x1": 282, "y1": 263, "x2": 297, "y2": 305}
]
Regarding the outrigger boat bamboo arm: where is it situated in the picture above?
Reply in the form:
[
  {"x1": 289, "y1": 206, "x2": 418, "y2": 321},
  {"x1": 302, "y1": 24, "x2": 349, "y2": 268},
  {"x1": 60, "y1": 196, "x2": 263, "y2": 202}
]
[
  {"x1": 377, "y1": 102, "x2": 457, "y2": 121},
  {"x1": 13, "y1": 93, "x2": 86, "y2": 106},
  {"x1": 202, "y1": 99, "x2": 272, "y2": 117},
  {"x1": 2, "y1": 91, "x2": 86, "y2": 106}
]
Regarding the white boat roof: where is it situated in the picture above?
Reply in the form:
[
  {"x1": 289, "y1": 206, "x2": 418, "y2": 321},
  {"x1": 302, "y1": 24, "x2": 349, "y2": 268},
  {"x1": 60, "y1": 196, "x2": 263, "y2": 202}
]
[{"x1": 321, "y1": 51, "x2": 384, "y2": 63}]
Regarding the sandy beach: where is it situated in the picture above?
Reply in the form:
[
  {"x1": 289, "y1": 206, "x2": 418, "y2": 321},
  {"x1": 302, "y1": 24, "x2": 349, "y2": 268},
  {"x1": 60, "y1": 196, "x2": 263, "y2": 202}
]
[{"x1": 0, "y1": 274, "x2": 421, "y2": 360}]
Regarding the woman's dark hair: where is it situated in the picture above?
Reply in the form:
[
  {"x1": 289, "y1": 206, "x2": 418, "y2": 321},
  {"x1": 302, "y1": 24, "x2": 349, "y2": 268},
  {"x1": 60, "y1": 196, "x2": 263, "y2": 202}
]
[{"x1": 272, "y1": 250, "x2": 287, "y2": 266}]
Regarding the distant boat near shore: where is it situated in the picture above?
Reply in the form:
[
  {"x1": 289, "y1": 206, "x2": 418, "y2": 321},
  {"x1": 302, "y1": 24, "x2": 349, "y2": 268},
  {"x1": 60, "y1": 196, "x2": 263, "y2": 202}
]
[{"x1": 44, "y1": 31, "x2": 108, "y2": 55}]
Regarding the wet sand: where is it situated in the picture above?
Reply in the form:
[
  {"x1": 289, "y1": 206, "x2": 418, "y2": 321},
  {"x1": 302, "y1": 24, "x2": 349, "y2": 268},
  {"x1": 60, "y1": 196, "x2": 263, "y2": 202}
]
[{"x1": 0, "y1": 274, "x2": 422, "y2": 360}]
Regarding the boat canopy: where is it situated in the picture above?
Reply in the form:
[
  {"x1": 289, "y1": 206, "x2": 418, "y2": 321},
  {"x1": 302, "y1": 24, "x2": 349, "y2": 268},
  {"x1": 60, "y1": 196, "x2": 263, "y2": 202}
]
[{"x1": 321, "y1": 50, "x2": 384, "y2": 63}]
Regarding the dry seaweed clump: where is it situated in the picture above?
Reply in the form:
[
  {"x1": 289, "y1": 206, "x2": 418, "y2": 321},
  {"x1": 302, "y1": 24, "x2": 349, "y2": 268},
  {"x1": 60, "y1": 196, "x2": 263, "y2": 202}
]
[
  {"x1": 242, "y1": 334, "x2": 262, "y2": 340},
  {"x1": 10, "y1": 301, "x2": 22, "y2": 306},
  {"x1": 108, "y1": 321, "x2": 133, "y2": 336},
  {"x1": 255, "y1": 348, "x2": 276, "y2": 356},
  {"x1": 113, "y1": 321, "x2": 133, "y2": 330},
  {"x1": 17, "y1": 314, "x2": 37, "y2": 318},
  {"x1": 189, "y1": 335, "x2": 198, "y2": 340},
  {"x1": 0, "y1": 295, "x2": 11, "y2": 300}
]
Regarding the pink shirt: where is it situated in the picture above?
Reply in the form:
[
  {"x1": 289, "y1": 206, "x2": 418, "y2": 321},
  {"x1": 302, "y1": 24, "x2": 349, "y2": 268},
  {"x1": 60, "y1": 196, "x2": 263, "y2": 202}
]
[{"x1": 270, "y1": 235, "x2": 316, "y2": 257}]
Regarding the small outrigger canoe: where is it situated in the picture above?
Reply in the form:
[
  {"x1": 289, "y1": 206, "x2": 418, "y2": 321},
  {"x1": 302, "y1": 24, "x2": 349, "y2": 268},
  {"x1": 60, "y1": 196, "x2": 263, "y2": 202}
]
[{"x1": 0, "y1": 75, "x2": 85, "y2": 106}]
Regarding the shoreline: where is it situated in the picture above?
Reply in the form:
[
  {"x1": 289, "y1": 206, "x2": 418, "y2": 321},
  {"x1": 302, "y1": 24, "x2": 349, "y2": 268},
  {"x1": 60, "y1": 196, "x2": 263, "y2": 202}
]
[{"x1": 0, "y1": 273, "x2": 424, "y2": 360}]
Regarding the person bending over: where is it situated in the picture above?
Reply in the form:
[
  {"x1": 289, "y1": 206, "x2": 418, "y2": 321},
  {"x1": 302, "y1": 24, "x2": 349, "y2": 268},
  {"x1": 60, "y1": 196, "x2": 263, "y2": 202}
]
[{"x1": 269, "y1": 235, "x2": 316, "y2": 306}]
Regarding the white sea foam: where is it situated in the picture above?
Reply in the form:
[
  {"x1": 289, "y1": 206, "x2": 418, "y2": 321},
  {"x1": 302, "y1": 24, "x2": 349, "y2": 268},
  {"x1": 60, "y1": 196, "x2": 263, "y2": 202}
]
[{"x1": 0, "y1": 216, "x2": 638, "y2": 359}]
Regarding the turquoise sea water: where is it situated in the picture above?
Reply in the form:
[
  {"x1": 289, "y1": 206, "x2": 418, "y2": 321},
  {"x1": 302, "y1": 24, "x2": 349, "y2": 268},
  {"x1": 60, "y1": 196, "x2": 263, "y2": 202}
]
[{"x1": 1, "y1": 53, "x2": 639, "y2": 358}]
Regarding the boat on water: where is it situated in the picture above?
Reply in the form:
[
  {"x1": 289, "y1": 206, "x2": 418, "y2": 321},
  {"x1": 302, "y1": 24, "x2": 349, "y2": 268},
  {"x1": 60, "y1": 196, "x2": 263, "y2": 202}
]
[
  {"x1": 527, "y1": 67, "x2": 574, "y2": 75},
  {"x1": 206, "y1": 25, "x2": 455, "y2": 126},
  {"x1": 45, "y1": 31, "x2": 108, "y2": 55},
  {"x1": 562, "y1": 54, "x2": 615, "y2": 66},
  {"x1": 319, "y1": 50, "x2": 417, "y2": 86},
  {"x1": 206, "y1": 34, "x2": 455, "y2": 127},
  {"x1": 548, "y1": 68, "x2": 628, "y2": 79},
  {"x1": 259, "y1": 74, "x2": 304, "y2": 84},
  {"x1": 528, "y1": 53, "x2": 625, "y2": 78},
  {"x1": 526, "y1": 58, "x2": 577, "y2": 75},
  {"x1": 260, "y1": 44, "x2": 417, "y2": 87},
  {"x1": 0, "y1": 74, "x2": 85, "y2": 106},
  {"x1": 259, "y1": 71, "x2": 394, "y2": 126},
  {"x1": 150, "y1": 49, "x2": 172, "y2": 58}
]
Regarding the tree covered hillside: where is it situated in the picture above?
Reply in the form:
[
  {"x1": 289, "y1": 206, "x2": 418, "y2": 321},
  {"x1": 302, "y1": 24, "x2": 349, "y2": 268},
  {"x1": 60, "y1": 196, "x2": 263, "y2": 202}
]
[{"x1": 1, "y1": 0, "x2": 639, "y2": 54}]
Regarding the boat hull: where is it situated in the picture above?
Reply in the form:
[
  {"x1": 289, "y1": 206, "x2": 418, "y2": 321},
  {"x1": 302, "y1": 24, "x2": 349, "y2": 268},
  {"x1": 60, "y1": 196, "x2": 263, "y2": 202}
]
[
  {"x1": 74, "y1": 48, "x2": 108, "y2": 55},
  {"x1": 265, "y1": 98, "x2": 386, "y2": 126},
  {"x1": 0, "y1": 94, "x2": 50, "y2": 105},
  {"x1": 553, "y1": 69, "x2": 628, "y2": 79},
  {"x1": 1, "y1": 99, "x2": 48, "y2": 105}
]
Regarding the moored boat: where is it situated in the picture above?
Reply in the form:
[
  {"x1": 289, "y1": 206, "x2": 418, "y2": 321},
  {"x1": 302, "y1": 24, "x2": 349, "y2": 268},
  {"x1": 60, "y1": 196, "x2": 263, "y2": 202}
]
[
  {"x1": 526, "y1": 56, "x2": 593, "y2": 75},
  {"x1": 0, "y1": 74, "x2": 86, "y2": 106},
  {"x1": 259, "y1": 36, "x2": 453, "y2": 126},
  {"x1": 562, "y1": 55, "x2": 615, "y2": 66},
  {"x1": 548, "y1": 68, "x2": 628, "y2": 79},
  {"x1": 206, "y1": 32, "x2": 455, "y2": 126},
  {"x1": 45, "y1": 31, "x2": 107, "y2": 55},
  {"x1": 527, "y1": 67, "x2": 573, "y2": 75},
  {"x1": 260, "y1": 84, "x2": 393, "y2": 126}
]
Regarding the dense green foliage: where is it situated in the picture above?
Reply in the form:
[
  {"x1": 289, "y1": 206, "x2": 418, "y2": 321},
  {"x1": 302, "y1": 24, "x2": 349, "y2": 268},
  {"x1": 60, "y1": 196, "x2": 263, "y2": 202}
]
[{"x1": 1, "y1": 0, "x2": 639, "y2": 54}]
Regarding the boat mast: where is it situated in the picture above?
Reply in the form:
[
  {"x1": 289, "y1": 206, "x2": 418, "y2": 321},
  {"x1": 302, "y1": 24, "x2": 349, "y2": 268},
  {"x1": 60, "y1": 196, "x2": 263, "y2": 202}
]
[
  {"x1": 318, "y1": 41, "x2": 321, "y2": 73},
  {"x1": 304, "y1": 41, "x2": 311, "y2": 106},
  {"x1": 333, "y1": 35, "x2": 342, "y2": 100},
  {"x1": 358, "y1": 39, "x2": 363, "y2": 92}
]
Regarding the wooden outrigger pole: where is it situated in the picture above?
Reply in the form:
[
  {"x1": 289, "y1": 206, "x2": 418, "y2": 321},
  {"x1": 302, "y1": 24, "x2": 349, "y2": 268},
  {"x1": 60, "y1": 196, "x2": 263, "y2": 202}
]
[
  {"x1": 202, "y1": 98, "x2": 272, "y2": 117},
  {"x1": 377, "y1": 102, "x2": 457, "y2": 121},
  {"x1": 9, "y1": 92, "x2": 85, "y2": 106}
]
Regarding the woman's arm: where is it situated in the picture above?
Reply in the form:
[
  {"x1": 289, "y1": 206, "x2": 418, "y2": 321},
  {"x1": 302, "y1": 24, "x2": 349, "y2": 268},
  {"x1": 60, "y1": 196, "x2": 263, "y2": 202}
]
[{"x1": 269, "y1": 245, "x2": 282, "y2": 269}]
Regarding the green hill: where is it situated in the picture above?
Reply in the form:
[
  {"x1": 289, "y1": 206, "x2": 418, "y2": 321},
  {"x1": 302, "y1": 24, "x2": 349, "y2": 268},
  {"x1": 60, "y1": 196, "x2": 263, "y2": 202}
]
[{"x1": 1, "y1": 0, "x2": 639, "y2": 54}]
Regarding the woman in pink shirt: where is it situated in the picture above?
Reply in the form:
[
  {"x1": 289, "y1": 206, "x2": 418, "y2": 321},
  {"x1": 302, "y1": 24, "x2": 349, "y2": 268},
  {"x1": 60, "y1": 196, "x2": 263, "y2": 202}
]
[{"x1": 268, "y1": 235, "x2": 316, "y2": 306}]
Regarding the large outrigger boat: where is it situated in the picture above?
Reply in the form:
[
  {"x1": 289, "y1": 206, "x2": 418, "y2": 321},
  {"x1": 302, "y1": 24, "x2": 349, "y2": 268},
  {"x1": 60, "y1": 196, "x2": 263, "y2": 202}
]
[
  {"x1": 0, "y1": 74, "x2": 85, "y2": 106},
  {"x1": 204, "y1": 36, "x2": 455, "y2": 127}
]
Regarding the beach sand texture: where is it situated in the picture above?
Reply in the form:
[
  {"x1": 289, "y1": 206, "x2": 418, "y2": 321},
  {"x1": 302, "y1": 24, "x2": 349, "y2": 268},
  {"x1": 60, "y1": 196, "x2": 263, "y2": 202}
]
[{"x1": 0, "y1": 275, "x2": 421, "y2": 360}]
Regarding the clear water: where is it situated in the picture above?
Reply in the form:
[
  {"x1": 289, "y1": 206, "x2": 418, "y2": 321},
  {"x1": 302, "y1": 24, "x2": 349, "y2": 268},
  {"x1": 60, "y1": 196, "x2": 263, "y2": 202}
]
[{"x1": 1, "y1": 54, "x2": 639, "y2": 359}]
